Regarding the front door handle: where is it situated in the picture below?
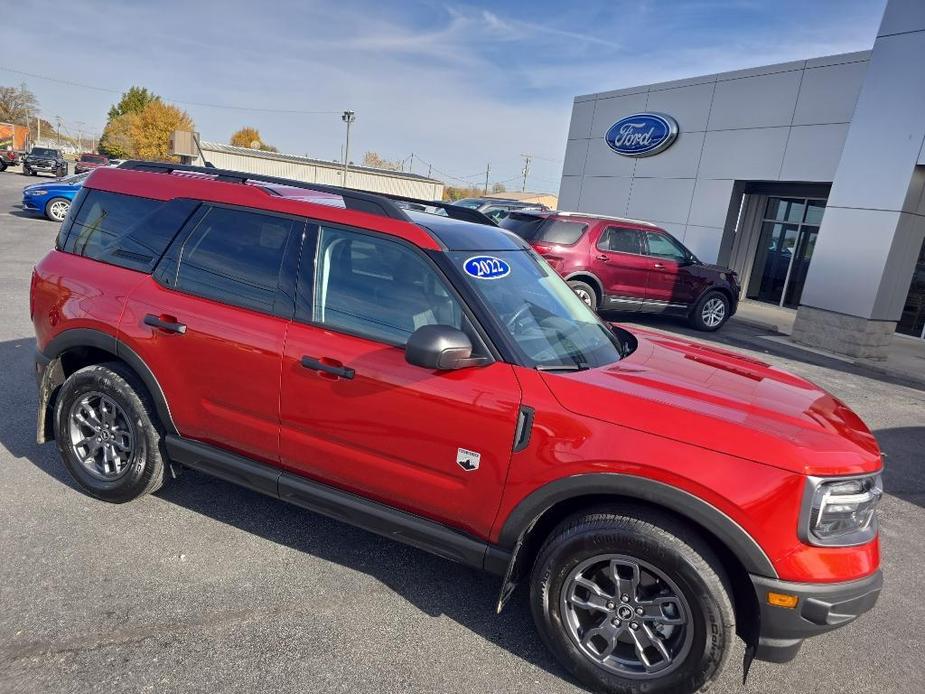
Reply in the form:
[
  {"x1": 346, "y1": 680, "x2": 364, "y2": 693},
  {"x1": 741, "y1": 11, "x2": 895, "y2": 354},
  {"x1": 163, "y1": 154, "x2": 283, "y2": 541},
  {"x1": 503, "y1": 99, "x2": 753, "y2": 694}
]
[
  {"x1": 653, "y1": 262, "x2": 665, "y2": 270},
  {"x1": 144, "y1": 313, "x2": 187, "y2": 334},
  {"x1": 300, "y1": 356, "x2": 355, "y2": 380}
]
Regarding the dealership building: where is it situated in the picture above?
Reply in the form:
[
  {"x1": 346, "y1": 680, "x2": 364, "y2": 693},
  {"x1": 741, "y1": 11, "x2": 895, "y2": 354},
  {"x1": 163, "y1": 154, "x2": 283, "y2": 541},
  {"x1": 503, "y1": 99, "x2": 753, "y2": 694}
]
[{"x1": 560, "y1": 0, "x2": 925, "y2": 359}]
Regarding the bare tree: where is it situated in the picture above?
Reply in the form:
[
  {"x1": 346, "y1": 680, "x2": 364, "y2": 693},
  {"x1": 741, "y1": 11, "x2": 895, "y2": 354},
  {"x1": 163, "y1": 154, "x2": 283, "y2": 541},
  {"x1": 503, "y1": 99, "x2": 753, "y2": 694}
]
[{"x1": 0, "y1": 83, "x2": 39, "y2": 125}]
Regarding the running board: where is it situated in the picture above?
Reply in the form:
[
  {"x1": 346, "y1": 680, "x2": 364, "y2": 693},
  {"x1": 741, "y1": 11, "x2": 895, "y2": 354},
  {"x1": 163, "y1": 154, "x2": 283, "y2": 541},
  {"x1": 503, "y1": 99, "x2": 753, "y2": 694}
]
[{"x1": 164, "y1": 435, "x2": 510, "y2": 574}]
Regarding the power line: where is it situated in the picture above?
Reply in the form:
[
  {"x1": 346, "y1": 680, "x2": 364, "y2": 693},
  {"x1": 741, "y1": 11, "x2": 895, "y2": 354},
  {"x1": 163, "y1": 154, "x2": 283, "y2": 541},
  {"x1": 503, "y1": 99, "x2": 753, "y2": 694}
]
[{"x1": 0, "y1": 66, "x2": 341, "y2": 115}]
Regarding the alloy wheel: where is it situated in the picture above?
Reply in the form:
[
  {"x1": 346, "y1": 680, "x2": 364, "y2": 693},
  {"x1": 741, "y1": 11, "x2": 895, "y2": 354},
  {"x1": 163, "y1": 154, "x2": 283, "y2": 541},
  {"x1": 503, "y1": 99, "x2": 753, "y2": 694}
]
[
  {"x1": 701, "y1": 297, "x2": 726, "y2": 328},
  {"x1": 560, "y1": 554, "x2": 693, "y2": 679},
  {"x1": 574, "y1": 288, "x2": 593, "y2": 307},
  {"x1": 67, "y1": 392, "x2": 136, "y2": 480},
  {"x1": 48, "y1": 199, "x2": 69, "y2": 222}
]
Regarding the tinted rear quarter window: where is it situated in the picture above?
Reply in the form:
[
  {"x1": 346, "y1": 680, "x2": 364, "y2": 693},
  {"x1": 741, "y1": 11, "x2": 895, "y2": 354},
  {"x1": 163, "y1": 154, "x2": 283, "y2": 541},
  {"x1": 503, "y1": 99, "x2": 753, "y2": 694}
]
[
  {"x1": 536, "y1": 219, "x2": 587, "y2": 245},
  {"x1": 63, "y1": 189, "x2": 197, "y2": 272}
]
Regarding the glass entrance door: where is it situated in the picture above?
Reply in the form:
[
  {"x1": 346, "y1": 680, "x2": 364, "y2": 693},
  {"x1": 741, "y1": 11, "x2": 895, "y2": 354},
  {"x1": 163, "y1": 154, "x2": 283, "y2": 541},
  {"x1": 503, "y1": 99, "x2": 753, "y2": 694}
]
[
  {"x1": 748, "y1": 197, "x2": 825, "y2": 308},
  {"x1": 897, "y1": 237, "x2": 925, "y2": 339}
]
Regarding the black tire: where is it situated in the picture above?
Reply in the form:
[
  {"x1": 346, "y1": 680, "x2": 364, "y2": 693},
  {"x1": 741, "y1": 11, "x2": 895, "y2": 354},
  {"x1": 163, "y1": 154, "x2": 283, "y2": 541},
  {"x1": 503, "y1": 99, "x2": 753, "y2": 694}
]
[
  {"x1": 53, "y1": 362, "x2": 169, "y2": 503},
  {"x1": 0, "y1": 160, "x2": 6, "y2": 172},
  {"x1": 44, "y1": 197, "x2": 70, "y2": 222},
  {"x1": 21, "y1": 166, "x2": 30, "y2": 176},
  {"x1": 688, "y1": 290, "x2": 730, "y2": 332},
  {"x1": 569, "y1": 280, "x2": 598, "y2": 311},
  {"x1": 530, "y1": 507, "x2": 735, "y2": 694}
]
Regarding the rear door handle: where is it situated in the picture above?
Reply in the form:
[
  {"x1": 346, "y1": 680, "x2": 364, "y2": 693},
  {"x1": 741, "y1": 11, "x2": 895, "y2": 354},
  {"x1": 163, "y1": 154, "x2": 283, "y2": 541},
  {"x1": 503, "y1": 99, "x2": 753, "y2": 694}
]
[
  {"x1": 300, "y1": 356, "x2": 355, "y2": 380},
  {"x1": 595, "y1": 254, "x2": 609, "y2": 262},
  {"x1": 144, "y1": 313, "x2": 187, "y2": 334}
]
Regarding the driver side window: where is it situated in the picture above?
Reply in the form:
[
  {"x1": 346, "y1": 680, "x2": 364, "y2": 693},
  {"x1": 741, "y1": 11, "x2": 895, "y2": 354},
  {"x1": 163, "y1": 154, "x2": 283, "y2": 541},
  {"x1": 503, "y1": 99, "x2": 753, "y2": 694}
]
[
  {"x1": 644, "y1": 231, "x2": 687, "y2": 261},
  {"x1": 310, "y1": 226, "x2": 467, "y2": 347}
]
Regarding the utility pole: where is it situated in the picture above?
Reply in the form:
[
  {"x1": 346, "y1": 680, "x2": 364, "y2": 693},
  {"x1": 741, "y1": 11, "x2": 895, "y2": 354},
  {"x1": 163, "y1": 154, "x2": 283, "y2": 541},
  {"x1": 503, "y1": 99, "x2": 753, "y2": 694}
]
[
  {"x1": 520, "y1": 154, "x2": 531, "y2": 192},
  {"x1": 341, "y1": 110, "x2": 356, "y2": 187},
  {"x1": 484, "y1": 162, "x2": 491, "y2": 194},
  {"x1": 56, "y1": 116, "x2": 62, "y2": 148},
  {"x1": 427, "y1": 163, "x2": 432, "y2": 178},
  {"x1": 409, "y1": 152, "x2": 414, "y2": 173}
]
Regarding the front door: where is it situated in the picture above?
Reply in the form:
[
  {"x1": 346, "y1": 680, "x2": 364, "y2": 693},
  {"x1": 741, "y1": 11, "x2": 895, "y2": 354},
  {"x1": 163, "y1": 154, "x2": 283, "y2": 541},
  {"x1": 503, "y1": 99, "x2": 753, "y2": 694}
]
[
  {"x1": 592, "y1": 225, "x2": 649, "y2": 311},
  {"x1": 279, "y1": 224, "x2": 523, "y2": 538},
  {"x1": 642, "y1": 230, "x2": 699, "y2": 310}
]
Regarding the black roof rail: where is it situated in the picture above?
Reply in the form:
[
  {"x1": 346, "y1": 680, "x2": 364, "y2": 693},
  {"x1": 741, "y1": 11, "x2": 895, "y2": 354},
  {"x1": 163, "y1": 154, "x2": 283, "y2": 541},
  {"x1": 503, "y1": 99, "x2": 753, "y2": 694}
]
[
  {"x1": 374, "y1": 192, "x2": 498, "y2": 227},
  {"x1": 117, "y1": 160, "x2": 412, "y2": 222}
]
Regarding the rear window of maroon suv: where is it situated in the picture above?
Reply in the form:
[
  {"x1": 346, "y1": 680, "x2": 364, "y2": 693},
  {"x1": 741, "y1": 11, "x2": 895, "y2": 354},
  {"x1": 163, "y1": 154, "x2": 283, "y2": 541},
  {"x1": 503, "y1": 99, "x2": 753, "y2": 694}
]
[{"x1": 501, "y1": 213, "x2": 587, "y2": 245}]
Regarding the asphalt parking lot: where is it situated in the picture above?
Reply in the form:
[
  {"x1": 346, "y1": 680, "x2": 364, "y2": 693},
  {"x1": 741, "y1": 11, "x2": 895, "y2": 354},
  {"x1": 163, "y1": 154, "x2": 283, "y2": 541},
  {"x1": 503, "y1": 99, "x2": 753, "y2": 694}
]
[{"x1": 0, "y1": 169, "x2": 923, "y2": 694}]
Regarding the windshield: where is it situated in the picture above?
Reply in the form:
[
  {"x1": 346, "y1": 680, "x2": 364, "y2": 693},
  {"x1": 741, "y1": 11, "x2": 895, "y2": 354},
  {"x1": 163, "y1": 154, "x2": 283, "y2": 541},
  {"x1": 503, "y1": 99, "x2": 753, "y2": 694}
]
[
  {"x1": 60, "y1": 172, "x2": 90, "y2": 184},
  {"x1": 450, "y1": 250, "x2": 625, "y2": 370},
  {"x1": 80, "y1": 154, "x2": 107, "y2": 163},
  {"x1": 452, "y1": 198, "x2": 484, "y2": 209},
  {"x1": 31, "y1": 148, "x2": 58, "y2": 157}
]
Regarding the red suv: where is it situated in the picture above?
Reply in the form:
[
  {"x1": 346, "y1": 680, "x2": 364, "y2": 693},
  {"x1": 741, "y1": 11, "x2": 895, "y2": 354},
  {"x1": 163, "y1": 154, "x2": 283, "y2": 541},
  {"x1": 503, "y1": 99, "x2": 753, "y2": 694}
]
[
  {"x1": 31, "y1": 163, "x2": 882, "y2": 694},
  {"x1": 501, "y1": 211, "x2": 741, "y2": 331}
]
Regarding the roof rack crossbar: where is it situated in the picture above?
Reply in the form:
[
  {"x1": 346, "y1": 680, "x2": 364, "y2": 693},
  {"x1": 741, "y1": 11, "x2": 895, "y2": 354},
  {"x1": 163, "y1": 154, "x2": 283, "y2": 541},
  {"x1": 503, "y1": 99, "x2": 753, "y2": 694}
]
[{"x1": 117, "y1": 160, "x2": 413, "y2": 222}]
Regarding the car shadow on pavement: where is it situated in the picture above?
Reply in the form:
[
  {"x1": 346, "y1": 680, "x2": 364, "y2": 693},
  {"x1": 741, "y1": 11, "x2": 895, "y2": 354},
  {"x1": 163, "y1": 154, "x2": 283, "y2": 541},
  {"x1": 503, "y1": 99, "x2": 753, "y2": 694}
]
[
  {"x1": 871, "y1": 427, "x2": 925, "y2": 508},
  {"x1": 0, "y1": 336, "x2": 572, "y2": 684}
]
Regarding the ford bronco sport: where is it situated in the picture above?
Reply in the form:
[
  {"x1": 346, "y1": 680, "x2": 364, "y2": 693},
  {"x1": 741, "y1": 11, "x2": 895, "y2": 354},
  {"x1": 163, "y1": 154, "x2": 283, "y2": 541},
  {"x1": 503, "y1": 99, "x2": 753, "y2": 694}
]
[{"x1": 31, "y1": 162, "x2": 883, "y2": 694}]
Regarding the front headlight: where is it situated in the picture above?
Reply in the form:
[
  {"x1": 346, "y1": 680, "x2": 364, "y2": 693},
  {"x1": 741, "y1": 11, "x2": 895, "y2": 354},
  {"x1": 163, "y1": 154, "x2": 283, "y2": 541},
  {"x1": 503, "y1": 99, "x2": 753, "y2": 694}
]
[
  {"x1": 25, "y1": 189, "x2": 48, "y2": 196},
  {"x1": 800, "y1": 474, "x2": 883, "y2": 546}
]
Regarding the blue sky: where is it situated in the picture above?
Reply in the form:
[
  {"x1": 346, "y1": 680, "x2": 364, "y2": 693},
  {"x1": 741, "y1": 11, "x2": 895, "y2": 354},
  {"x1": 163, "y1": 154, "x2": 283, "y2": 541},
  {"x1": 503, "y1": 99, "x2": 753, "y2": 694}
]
[{"x1": 5, "y1": 0, "x2": 885, "y2": 192}]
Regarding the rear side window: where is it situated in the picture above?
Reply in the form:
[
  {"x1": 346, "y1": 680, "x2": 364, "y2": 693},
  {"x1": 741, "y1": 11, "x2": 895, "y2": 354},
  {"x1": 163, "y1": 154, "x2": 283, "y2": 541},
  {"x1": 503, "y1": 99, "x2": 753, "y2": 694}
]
[
  {"x1": 598, "y1": 227, "x2": 643, "y2": 254},
  {"x1": 64, "y1": 189, "x2": 196, "y2": 272},
  {"x1": 168, "y1": 206, "x2": 298, "y2": 314}
]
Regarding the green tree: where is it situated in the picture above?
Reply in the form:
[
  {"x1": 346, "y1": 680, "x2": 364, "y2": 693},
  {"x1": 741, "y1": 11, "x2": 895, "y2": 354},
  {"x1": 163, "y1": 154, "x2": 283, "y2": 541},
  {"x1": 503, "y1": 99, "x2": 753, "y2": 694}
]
[
  {"x1": 107, "y1": 86, "x2": 160, "y2": 121},
  {"x1": 99, "y1": 113, "x2": 138, "y2": 158}
]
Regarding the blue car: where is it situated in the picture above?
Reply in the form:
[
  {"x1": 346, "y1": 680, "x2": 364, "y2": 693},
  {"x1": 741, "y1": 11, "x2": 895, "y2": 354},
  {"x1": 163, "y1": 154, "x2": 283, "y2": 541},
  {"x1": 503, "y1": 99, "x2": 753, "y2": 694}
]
[{"x1": 22, "y1": 172, "x2": 89, "y2": 222}]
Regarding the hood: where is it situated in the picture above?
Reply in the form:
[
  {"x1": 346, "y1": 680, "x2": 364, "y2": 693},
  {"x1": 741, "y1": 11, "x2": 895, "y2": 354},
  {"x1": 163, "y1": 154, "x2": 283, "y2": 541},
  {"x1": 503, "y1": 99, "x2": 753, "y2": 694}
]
[
  {"x1": 540, "y1": 327, "x2": 881, "y2": 476},
  {"x1": 23, "y1": 180, "x2": 78, "y2": 193}
]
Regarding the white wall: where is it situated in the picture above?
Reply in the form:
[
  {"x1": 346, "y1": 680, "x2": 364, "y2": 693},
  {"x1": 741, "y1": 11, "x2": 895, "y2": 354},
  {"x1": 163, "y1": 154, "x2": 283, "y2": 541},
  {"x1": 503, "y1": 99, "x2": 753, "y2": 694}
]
[{"x1": 560, "y1": 51, "x2": 869, "y2": 262}]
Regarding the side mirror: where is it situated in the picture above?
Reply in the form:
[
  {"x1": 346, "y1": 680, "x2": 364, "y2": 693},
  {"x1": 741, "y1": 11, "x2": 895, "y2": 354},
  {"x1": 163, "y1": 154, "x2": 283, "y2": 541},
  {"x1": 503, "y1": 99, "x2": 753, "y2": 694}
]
[{"x1": 405, "y1": 325, "x2": 484, "y2": 370}]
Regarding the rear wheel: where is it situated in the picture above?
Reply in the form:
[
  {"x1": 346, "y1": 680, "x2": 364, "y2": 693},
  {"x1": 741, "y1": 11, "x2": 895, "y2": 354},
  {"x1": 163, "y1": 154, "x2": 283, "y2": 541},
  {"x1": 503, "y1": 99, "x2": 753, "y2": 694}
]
[
  {"x1": 53, "y1": 362, "x2": 169, "y2": 503},
  {"x1": 530, "y1": 508, "x2": 735, "y2": 694},
  {"x1": 689, "y1": 291, "x2": 730, "y2": 332},
  {"x1": 45, "y1": 197, "x2": 70, "y2": 222},
  {"x1": 569, "y1": 280, "x2": 598, "y2": 311}
]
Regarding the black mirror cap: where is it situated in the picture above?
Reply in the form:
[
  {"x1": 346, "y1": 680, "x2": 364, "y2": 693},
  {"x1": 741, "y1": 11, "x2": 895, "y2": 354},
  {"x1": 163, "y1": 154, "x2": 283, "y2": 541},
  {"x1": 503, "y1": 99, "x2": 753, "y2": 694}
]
[{"x1": 405, "y1": 325, "x2": 481, "y2": 370}]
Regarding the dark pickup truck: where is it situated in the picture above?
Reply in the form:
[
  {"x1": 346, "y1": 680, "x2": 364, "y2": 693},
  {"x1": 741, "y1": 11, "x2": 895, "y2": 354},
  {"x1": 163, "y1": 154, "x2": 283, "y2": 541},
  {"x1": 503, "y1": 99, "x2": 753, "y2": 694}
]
[
  {"x1": 22, "y1": 147, "x2": 68, "y2": 177},
  {"x1": 0, "y1": 149, "x2": 21, "y2": 171}
]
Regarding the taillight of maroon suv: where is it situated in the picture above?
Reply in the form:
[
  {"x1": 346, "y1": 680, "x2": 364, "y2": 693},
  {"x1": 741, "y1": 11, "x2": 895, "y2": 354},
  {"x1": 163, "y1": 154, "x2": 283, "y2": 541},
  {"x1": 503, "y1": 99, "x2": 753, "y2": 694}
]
[
  {"x1": 501, "y1": 210, "x2": 741, "y2": 331},
  {"x1": 30, "y1": 162, "x2": 881, "y2": 694}
]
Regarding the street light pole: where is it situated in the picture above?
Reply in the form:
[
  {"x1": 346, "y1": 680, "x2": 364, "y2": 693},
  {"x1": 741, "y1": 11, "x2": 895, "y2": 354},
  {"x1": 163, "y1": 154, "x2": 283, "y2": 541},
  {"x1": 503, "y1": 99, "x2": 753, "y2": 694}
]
[{"x1": 341, "y1": 110, "x2": 356, "y2": 187}]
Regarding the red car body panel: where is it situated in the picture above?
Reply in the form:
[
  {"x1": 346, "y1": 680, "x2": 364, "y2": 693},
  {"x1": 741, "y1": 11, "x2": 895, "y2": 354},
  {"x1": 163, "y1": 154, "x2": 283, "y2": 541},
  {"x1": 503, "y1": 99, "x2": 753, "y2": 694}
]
[
  {"x1": 119, "y1": 276, "x2": 287, "y2": 465},
  {"x1": 279, "y1": 322, "x2": 523, "y2": 537}
]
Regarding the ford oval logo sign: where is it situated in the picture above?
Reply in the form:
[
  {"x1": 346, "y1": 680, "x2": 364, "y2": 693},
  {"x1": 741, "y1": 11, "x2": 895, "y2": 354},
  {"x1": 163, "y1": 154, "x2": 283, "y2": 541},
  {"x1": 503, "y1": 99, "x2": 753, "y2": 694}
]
[{"x1": 605, "y1": 113, "x2": 679, "y2": 157}]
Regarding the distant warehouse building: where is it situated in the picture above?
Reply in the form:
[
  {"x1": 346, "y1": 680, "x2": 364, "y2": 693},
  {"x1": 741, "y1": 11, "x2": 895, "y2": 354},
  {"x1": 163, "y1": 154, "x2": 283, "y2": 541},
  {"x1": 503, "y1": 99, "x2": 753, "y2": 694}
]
[
  {"x1": 559, "y1": 0, "x2": 925, "y2": 360},
  {"x1": 194, "y1": 141, "x2": 444, "y2": 200}
]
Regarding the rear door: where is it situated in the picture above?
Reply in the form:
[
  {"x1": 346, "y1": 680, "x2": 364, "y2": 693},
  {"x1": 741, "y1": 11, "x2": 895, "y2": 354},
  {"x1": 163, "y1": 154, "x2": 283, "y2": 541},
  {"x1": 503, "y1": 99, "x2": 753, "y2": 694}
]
[
  {"x1": 641, "y1": 230, "x2": 699, "y2": 311},
  {"x1": 120, "y1": 203, "x2": 303, "y2": 464},
  {"x1": 278, "y1": 224, "x2": 523, "y2": 537},
  {"x1": 591, "y1": 225, "x2": 648, "y2": 310}
]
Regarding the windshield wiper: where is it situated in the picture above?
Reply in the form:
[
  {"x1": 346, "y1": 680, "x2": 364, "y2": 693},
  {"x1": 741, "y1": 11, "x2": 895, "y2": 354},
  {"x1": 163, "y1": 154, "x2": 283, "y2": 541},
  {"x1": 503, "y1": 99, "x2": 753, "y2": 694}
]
[{"x1": 535, "y1": 363, "x2": 589, "y2": 372}]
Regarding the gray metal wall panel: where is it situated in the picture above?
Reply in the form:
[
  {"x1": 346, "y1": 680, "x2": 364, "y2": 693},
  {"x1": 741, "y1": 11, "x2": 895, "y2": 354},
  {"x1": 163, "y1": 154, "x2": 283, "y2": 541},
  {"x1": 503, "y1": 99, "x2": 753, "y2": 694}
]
[
  {"x1": 780, "y1": 124, "x2": 850, "y2": 182},
  {"x1": 792, "y1": 61, "x2": 867, "y2": 125},
  {"x1": 626, "y1": 178, "x2": 696, "y2": 225},
  {"x1": 707, "y1": 70, "x2": 803, "y2": 130},
  {"x1": 698, "y1": 128, "x2": 790, "y2": 180}
]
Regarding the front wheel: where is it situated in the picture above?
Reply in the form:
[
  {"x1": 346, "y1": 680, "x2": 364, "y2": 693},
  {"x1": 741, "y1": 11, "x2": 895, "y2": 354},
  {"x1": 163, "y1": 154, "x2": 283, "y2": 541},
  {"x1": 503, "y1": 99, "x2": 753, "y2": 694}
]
[
  {"x1": 530, "y1": 508, "x2": 735, "y2": 694},
  {"x1": 53, "y1": 362, "x2": 169, "y2": 503},
  {"x1": 45, "y1": 197, "x2": 70, "y2": 222},
  {"x1": 21, "y1": 166, "x2": 31, "y2": 176},
  {"x1": 569, "y1": 280, "x2": 598, "y2": 311},
  {"x1": 689, "y1": 291, "x2": 730, "y2": 331}
]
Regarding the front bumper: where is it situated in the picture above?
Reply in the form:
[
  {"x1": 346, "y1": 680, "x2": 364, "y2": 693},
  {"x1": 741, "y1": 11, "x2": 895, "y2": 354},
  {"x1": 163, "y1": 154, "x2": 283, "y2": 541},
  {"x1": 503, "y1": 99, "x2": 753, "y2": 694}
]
[
  {"x1": 22, "y1": 195, "x2": 44, "y2": 211},
  {"x1": 750, "y1": 570, "x2": 882, "y2": 663},
  {"x1": 26, "y1": 161, "x2": 61, "y2": 172}
]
